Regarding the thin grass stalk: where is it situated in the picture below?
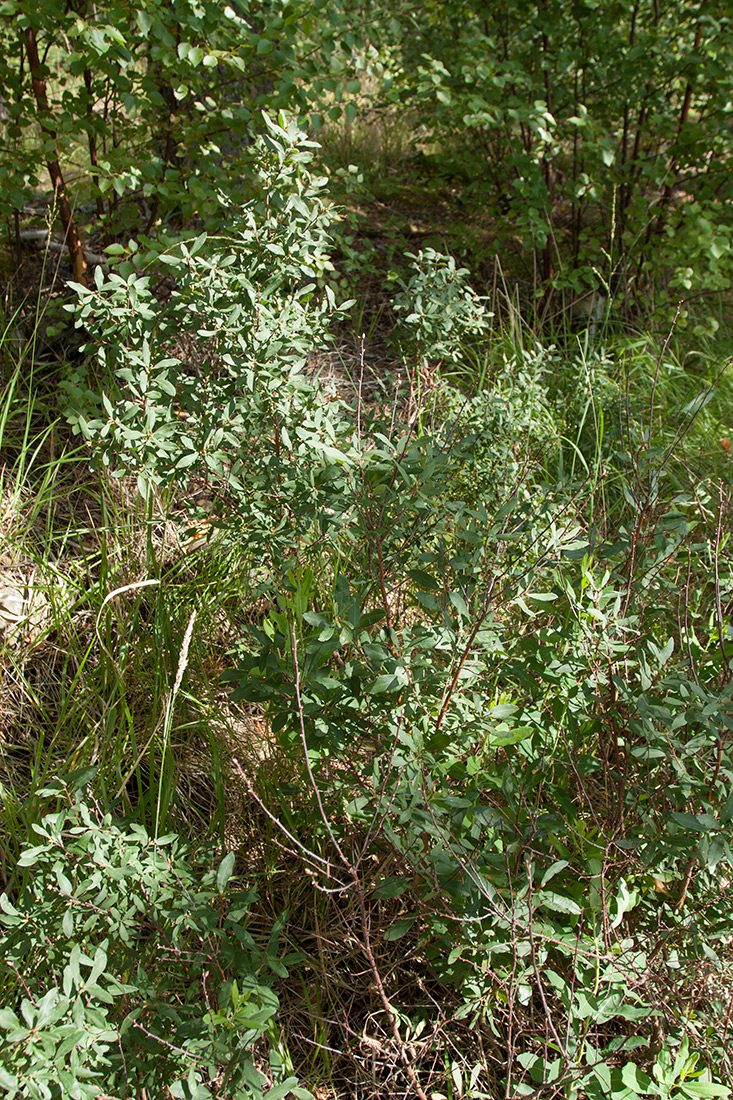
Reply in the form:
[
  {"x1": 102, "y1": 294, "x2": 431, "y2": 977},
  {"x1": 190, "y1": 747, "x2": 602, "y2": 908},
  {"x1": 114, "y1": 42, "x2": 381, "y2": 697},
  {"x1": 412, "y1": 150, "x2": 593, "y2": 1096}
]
[{"x1": 154, "y1": 606, "x2": 197, "y2": 838}]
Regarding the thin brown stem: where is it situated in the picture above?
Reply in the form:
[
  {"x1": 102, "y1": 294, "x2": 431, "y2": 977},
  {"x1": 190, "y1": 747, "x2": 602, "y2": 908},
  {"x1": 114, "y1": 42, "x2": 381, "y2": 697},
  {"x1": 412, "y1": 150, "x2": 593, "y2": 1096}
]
[
  {"x1": 288, "y1": 621, "x2": 429, "y2": 1099},
  {"x1": 23, "y1": 26, "x2": 87, "y2": 285},
  {"x1": 83, "y1": 67, "x2": 105, "y2": 220},
  {"x1": 356, "y1": 331, "x2": 365, "y2": 450},
  {"x1": 713, "y1": 483, "x2": 731, "y2": 683}
]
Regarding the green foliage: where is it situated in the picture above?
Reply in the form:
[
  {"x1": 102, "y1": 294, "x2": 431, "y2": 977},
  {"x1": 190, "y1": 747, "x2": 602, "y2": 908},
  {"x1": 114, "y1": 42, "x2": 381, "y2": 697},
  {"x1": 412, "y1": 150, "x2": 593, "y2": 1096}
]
[
  {"x1": 3, "y1": 10, "x2": 733, "y2": 1092},
  {"x1": 0, "y1": 0, "x2": 359, "y2": 235},
  {"x1": 63, "y1": 115, "x2": 352, "y2": 518},
  {"x1": 4, "y1": 0, "x2": 733, "y2": 323},
  {"x1": 390, "y1": 248, "x2": 490, "y2": 369},
  {"x1": 62, "y1": 123, "x2": 733, "y2": 1096},
  {"x1": 0, "y1": 774, "x2": 305, "y2": 1099},
  {"x1": 353, "y1": 0, "x2": 733, "y2": 313}
]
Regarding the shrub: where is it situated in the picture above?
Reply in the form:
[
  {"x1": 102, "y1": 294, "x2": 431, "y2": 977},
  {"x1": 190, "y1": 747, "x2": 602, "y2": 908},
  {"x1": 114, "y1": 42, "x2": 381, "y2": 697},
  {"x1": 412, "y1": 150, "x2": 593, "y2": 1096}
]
[
  {"x1": 0, "y1": 772, "x2": 306, "y2": 1099},
  {"x1": 57, "y1": 111, "x2": 733, "y2": 1098}
]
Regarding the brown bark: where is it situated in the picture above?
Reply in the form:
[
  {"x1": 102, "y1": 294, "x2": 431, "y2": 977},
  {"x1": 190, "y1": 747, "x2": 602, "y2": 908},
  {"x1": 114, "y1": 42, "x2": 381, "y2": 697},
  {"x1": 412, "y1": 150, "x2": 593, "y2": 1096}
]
[{"x1": 23, "y1": 25, "x2": 88, "y2": 286}]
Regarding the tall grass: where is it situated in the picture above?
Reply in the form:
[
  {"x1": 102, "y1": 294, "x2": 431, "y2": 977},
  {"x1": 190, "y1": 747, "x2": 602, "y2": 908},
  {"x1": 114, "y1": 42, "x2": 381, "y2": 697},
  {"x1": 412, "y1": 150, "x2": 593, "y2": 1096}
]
[{"x1": 0, "y1": 307, "x2": 270, "y2": 868}]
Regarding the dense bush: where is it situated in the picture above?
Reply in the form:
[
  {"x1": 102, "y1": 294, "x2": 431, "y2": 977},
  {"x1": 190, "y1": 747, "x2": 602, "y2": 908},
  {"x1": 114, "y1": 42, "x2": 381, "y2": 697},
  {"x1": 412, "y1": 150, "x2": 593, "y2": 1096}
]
[
  {"x1": 355, "y1": 0, "x2": 733, "y2": 318},
  {"x1": 2, "y1": 4, "x2": 733, "y2": 1098},
  {"x1": 0, "y1": 0, "x2": 360, "y2": 281},
  {"x1": 45, "y1": 118, "x2": 733, "y2": 1097},
  {"x1": 5, "y1": 0, "x2": 733, "y2": 312},
  {"x1": 0, "y1": 774, "x2": 304, "y2": 1099}
]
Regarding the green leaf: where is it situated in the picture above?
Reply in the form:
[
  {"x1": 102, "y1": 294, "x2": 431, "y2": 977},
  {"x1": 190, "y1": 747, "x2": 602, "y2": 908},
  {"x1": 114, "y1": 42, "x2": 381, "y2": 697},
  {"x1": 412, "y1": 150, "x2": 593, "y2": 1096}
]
[
  {"x1": 62, "y1": 907, "x2": 74, "y2": 937},
  {"x1": 383, "y1": 917, "x2": 416, "y2": 941},
  {"x1": 266, "y1": 955, "x2": 289, "y2": 978},
  {"x1": 0, "y1": 1067, "x2": 18, "y2": 1089},
  {"x1": 408, "y1": 568, "x2": 440, "y2": 591},
  {"x1": 373, "y1": 878, "x2": 408, "y2": 900},
  {"x1": 449, "y1": 591, "x2": 469, "y2": 619},
  {"x1": 680, "y1": 1084, "x2": 731, "y2": 1098},
  {"x1": 490, "y1": 726, "x2": 533, "y2": 747},
  {"x1": 263, "y1": 1078, "x2": 301, "y2": 1100},
  {"x1": 488, "y1": 704, "x2": 518, "y2": 719},
  {"x1": 535, "y1": 891, "x2": 582, "y2": 917},
  {"x1": 621, "y1": 1062, "x2": 652, "y2": 1094},
  {"x1": 36, "y1": 988, "x2": 61, "y2": 1028},
  {"x1": 706, "y1": 837, "x2": 726, "y2": 872},
  {"x1": 670, "y1": 812, "x2": 719, "y2": 833},
  {"x1": 17, "y1": 844, "x2": 51, "y2": 866},
  {"x1": 368, "y1": 670, "x2": 407, "y2": 694},
  {"x1": 541, "y1": 860, "x2": 569, "y2": 886},
  {"x1": 89, "y1": 945, "x2": 108, "y2": 986},
  {"x1": 217, "y1": 851, "x2": 236, "y2": 893},
  {"x1": 0, "y1": 1008, "x2": 21, "y2": 1030},
  {"x1": 175, "y1": 452, "x2": 199, "y2": 469},
  {"x1": 719, "y1": 793, "x2": 733, "y2": 824},
  {"x1": 0, "y1": 894, "x2": 18, "y2": 916}
]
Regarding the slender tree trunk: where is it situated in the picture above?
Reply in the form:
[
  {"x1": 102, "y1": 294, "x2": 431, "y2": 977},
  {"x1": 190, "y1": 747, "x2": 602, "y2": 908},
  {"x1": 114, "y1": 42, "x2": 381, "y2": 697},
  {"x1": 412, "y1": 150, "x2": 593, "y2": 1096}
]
[
  {"x1": 651, "y1": 19, "x2": 703, "y2": 239},
  {"x1": 24, "y1": 25, "x2": 88, "y2": 286},
  {"x1": 539, "y1": 1, "x2": 555, "y2": 285},
  {"x1": 83, "y1": 67, "x2": 105, "y2": 220}
]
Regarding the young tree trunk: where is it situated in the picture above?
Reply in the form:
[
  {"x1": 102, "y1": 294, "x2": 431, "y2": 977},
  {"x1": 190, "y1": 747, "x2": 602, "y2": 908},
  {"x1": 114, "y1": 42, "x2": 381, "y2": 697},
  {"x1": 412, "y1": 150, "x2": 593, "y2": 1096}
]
[
  {"x1": 650, "y1": 19, "x2": 703, "y2": 240},
  {"x1": 24, "y1": 26, "x2": 88, "y2": 286},
  {"x1": 83, "y1": 68, "x2": 105, "y2": 221}
]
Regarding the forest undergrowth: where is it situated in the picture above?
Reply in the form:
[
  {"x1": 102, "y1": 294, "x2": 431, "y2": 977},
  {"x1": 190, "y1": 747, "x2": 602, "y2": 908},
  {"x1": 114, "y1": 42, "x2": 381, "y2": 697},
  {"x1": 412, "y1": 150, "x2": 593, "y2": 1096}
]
[{"x1": 1, "y1": 29, "x2": 733, "y2": 1099}]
